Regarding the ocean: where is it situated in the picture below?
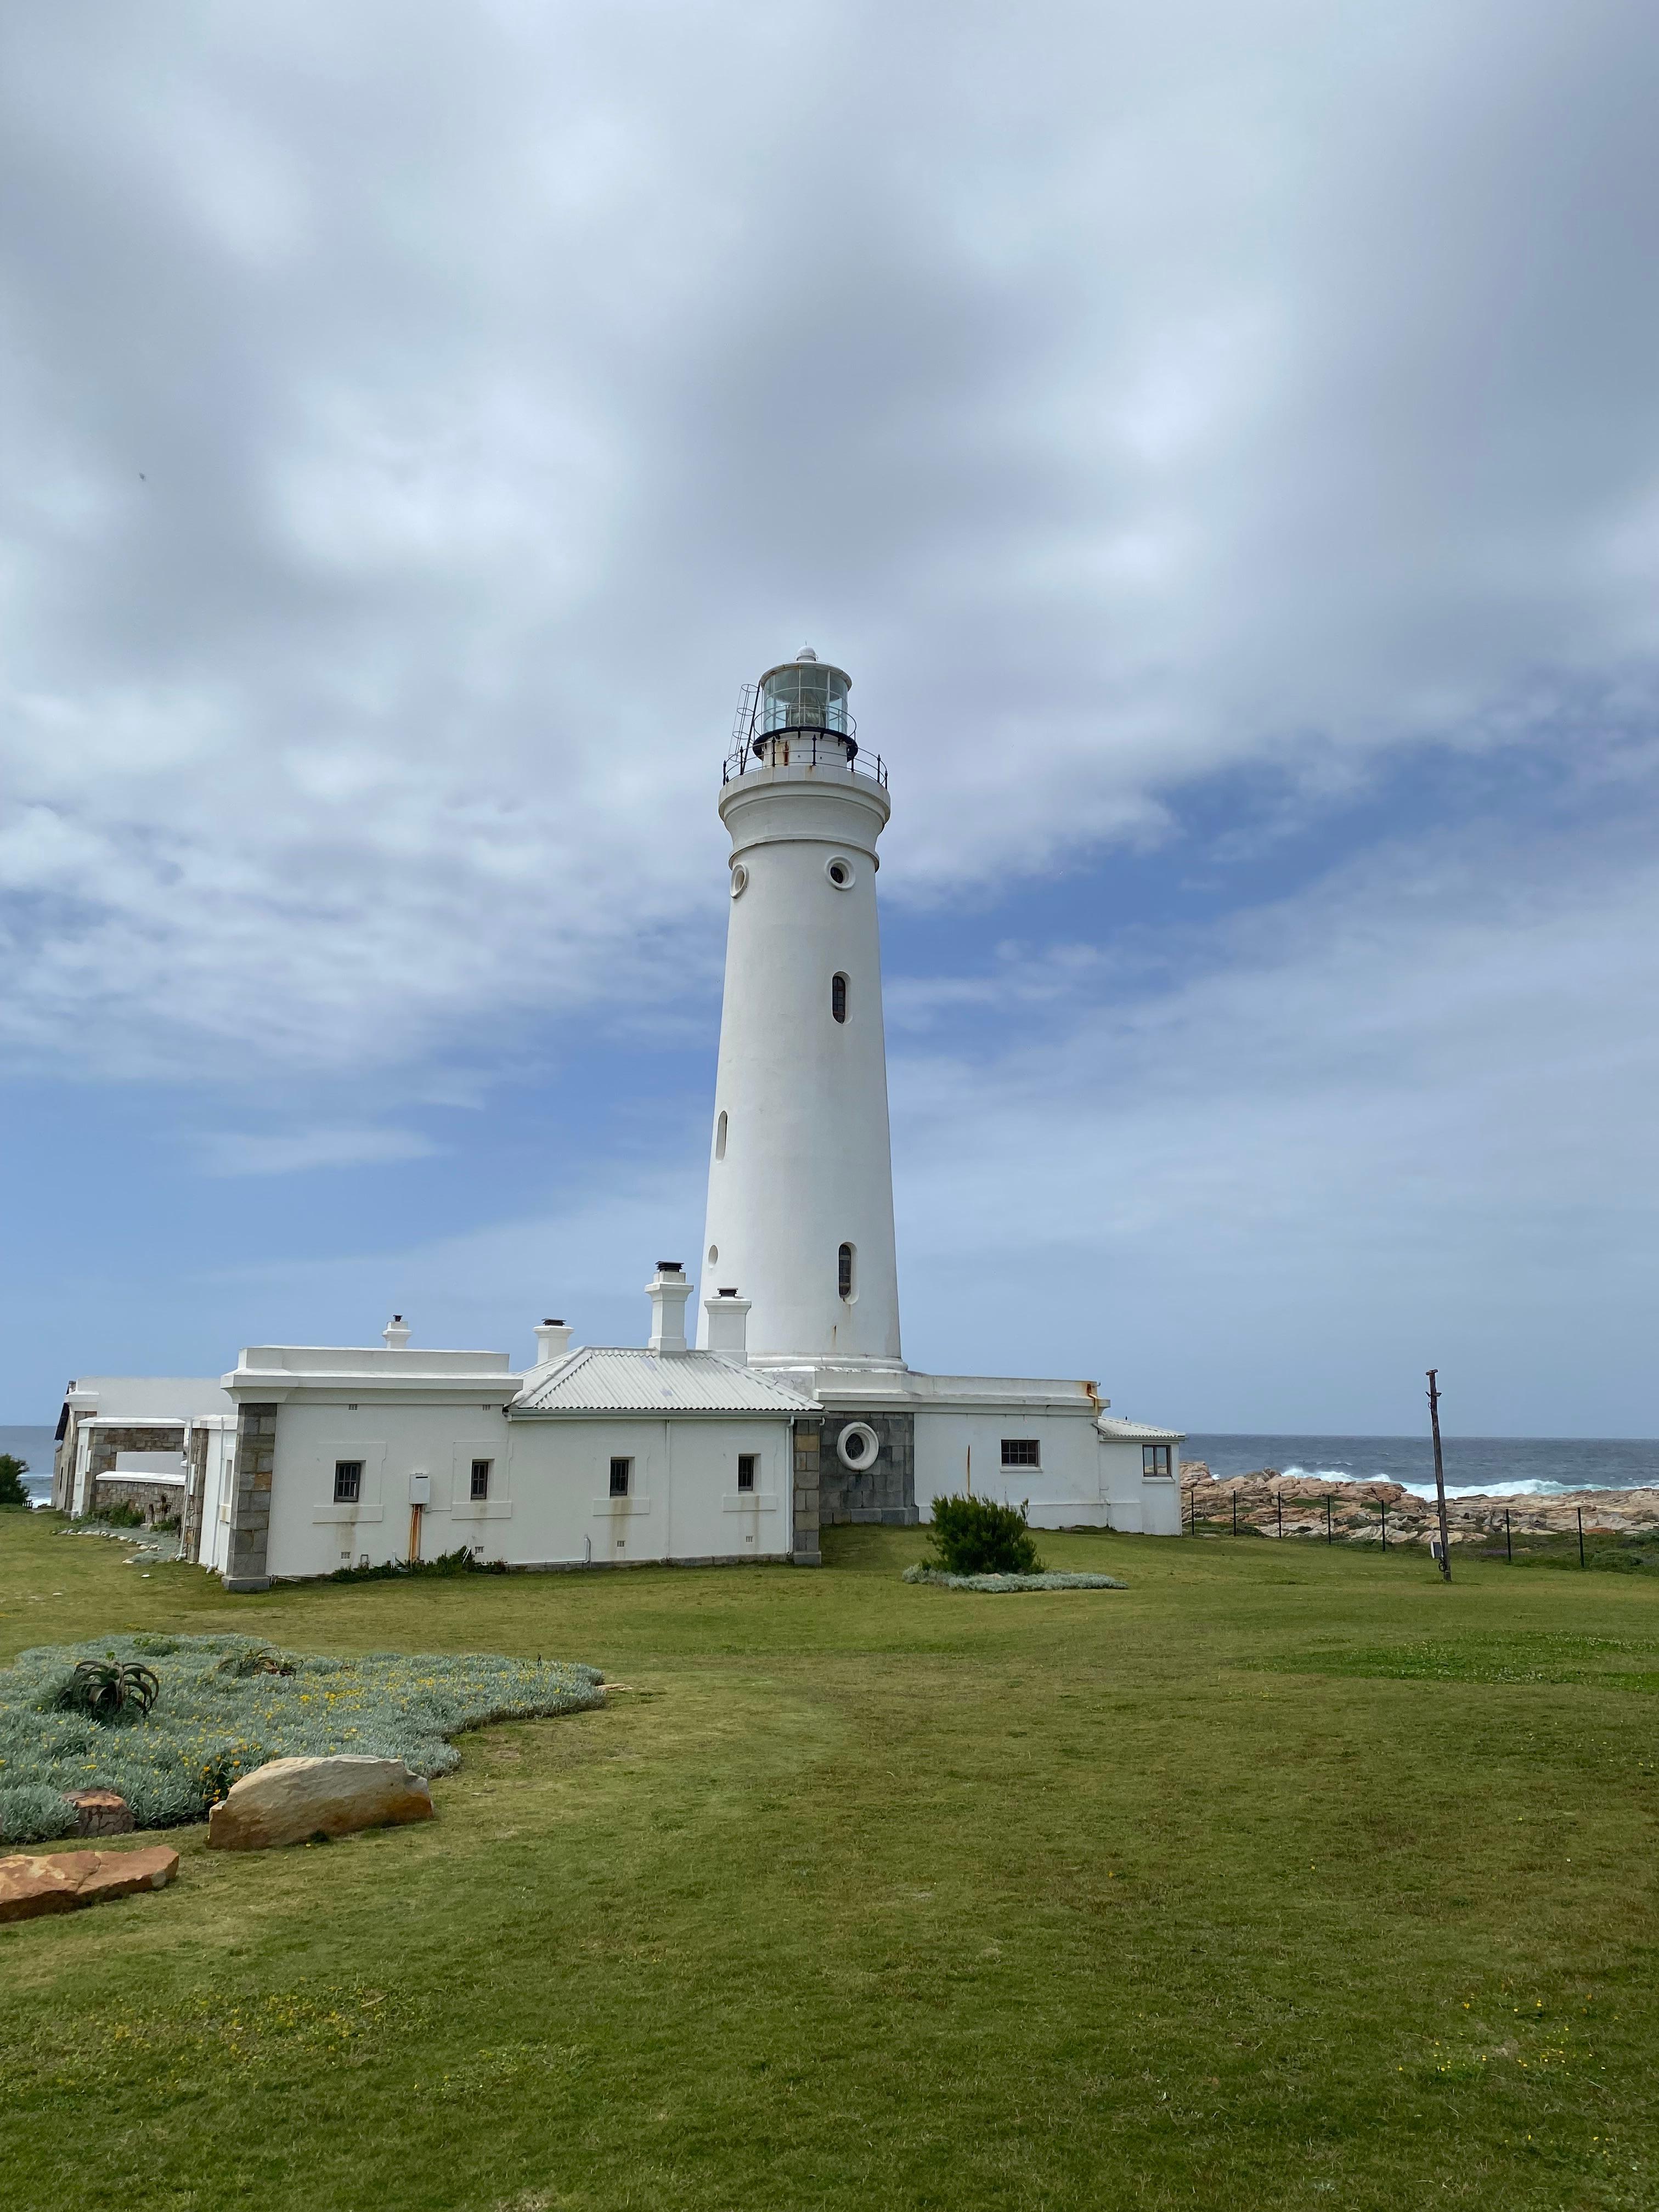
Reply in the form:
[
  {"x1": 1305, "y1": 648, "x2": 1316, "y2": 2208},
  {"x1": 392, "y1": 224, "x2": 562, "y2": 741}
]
[
  {"x1": 1184, "y1": 1434, "x2": 1659, "y2": 1501},
  {"x1": 1, "y1": 1427, "x2": 58, "y2": 1507}
]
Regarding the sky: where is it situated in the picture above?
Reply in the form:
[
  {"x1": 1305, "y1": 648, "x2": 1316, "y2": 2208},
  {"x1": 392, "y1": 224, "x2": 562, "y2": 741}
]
[{"x1": 2, "y1": 0, "x2": 1657, "y2": 1434}]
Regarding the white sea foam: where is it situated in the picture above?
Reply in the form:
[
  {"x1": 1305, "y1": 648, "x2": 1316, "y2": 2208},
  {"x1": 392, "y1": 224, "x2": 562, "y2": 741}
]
[{"x1": 1275, "y1": 1465, "x2": 1616, "y2": 1500}]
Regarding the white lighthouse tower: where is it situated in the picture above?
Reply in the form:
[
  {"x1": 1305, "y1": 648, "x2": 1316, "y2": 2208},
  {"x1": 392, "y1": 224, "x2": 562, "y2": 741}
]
[{"x1": 698, "y1": 651, "x2": 903, "y2": 1367}]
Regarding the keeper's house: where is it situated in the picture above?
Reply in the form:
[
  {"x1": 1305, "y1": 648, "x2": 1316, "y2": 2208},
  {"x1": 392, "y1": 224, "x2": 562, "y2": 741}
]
[{"x1": 207, "y1": 1271, "x2": 823, "y2": 1591}]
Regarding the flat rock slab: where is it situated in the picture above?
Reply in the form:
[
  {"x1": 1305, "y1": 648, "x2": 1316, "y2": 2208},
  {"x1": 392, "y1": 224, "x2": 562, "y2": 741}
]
[
  {"x1": 0, "y1": 1846, "x2": 179, "y2": 1925},
  {"x1": 207, "y1": 1754, "x2": 435, "y2": 1852}
]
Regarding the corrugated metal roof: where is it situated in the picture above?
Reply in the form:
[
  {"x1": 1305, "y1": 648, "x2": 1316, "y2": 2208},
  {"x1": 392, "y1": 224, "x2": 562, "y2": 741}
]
[
  {"x1": 514, "y1": 1347, "x2": 819, "y2": 1415},
  {"x1": 1097, "y1": 1417, "x2": 1186, "y2": 1442}
]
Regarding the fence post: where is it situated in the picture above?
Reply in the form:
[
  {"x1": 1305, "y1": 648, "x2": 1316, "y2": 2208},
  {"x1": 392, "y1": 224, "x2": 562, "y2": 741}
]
[
  {"x1": 1233, "y1": 1493, "x2": 1238, "y2": 1538},
  {"x1": 1505, "y1": 1508, "x2": 1512, "y2": 1562},
  {"x1": 1381, "y1": 1498, "x2": 1387, "y2": 1550},
  {"x1": 1277, "y1": 1492, "x2": 1283, "y2": 1541},
  {"x1": 1578, "y1": 1508, "x2": 1585, "y2": 1568}
]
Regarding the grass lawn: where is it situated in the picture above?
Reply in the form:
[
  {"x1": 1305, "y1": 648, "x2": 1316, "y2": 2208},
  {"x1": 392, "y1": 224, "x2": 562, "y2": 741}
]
[{"x1": 1, "y1": 1509, "x2": 1655, "y2": 2212}]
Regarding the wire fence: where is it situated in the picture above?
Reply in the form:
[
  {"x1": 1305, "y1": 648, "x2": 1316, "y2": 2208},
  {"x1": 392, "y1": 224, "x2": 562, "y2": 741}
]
[{"x1": 1182, "y1": 1486, "x2": 1654, "y2": 1570}]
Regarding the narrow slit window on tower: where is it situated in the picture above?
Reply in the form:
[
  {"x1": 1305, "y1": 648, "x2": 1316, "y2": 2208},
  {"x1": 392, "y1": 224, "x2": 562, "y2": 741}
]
[
  {"x1": 838, "y1": 1243, "x2": 855, "y2": 1299},
  {"x1": 715, "y1": 1110, "x2": 727, "y2": 1160},
  {"x1": 831, "y1": 972, "x2": 848, "y2": 1023}
]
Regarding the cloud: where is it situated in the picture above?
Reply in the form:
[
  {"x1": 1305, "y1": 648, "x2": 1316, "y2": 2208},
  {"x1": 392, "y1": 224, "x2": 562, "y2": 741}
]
[
  {"x1": 199, "y1": 1125, "x2": 439, "y2": 1177},
  {"x1": 2, "y1": 1, "x2": 1658, "y2": 1079},
  {"x1": 890, "y1": 800, "x2": 1659, "y2": 1431}
]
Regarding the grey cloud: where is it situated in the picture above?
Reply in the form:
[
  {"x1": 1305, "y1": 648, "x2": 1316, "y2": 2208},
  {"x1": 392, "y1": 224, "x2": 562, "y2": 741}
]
[{"x1": 3, "y1": 1, "x2": 1659, "y2": 1074}]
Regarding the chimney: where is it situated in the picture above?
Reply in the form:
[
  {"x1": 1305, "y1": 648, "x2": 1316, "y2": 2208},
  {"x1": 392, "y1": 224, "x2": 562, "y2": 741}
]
[
  {"x1": 534, "y1": 1317, "x2": 572, "y2": 1365},
  {"x1": 382, "y1": 1314, "x2": 411, "y2": 1350},
  {"x1": 703, "y1": 1287, "x2": 750, "y2": 1363},
  {"x1": 645, "y1": 1263, "x2": 692, "y2": 1355}
]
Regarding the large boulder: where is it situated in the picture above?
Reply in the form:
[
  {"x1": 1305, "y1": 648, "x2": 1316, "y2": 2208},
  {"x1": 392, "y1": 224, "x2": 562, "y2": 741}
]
[
  {"x1": 0, "y1": 1846, "x2": 179, "y2": 1923},
  {"x1": 206, "y1": 1755, "x2": 435, "y2": 1851}
]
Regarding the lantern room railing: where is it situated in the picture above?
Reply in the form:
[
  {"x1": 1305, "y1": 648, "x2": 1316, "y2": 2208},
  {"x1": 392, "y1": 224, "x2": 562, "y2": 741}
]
[{"x1": 723, "y1": 727, "x2": 888, "y2": 787}]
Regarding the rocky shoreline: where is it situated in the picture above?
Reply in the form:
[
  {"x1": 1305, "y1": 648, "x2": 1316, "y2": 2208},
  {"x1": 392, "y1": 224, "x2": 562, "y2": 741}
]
[{"x1": 1176, "y1": 1464, "x2": 1659, "y2": 1546}]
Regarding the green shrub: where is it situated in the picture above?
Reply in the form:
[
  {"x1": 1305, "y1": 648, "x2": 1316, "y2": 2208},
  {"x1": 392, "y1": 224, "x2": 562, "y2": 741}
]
[
  {"x1": 0, "y1": 1781, "x2": 78, "y2": 1844},
  {"x1": 0, "y1": 1634, "x2": 604, "y2": 1835},
  {"x1": 329, "y1": 1544, "x2": 508, "y2": 1583},
  {"x1": 87, "y1": 1500, "x2": 145, "y2": 1529},
  {"x1": 927, "y1": 1493, "x2": 1043, "y2": 1576},
  {"x1": 0, "y1": 1453, "x2": 29, "y2": 1508}
]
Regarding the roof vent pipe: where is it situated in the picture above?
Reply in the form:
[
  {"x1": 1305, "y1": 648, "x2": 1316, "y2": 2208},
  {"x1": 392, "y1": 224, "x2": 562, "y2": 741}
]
[
  {"x1": 704, "y1": 1288, "x2": 751, "y2": 1364},
  {"x1": 382, "y1": 1315, "x2": 411, "y2": 1350},
  {"x1": 534, "y1": 1318, "x2": 572, "y2": 1365},
  {"x1": 646, "y1": 1264, "x2": 692, "y2": 1356}
]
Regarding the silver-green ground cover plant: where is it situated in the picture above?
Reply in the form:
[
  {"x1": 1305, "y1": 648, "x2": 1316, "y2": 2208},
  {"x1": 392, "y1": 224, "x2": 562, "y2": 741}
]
[
  {"x1": 902, "y1": 1563, "x2": 1127, "y2": 1592},
  {"x1": 0, "y1": 1633, "x2": 603, "y2": 1843}
]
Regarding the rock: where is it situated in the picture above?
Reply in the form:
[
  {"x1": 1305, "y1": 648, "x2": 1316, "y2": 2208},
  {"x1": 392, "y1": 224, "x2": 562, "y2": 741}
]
[
  {"x1": 206, "y1": 1755, "x2": 435, "y2": 1852},
  {"x1": 0, "y1": 1846, "x2": 179, "y2": 1924},
  {"x1": 68, "y1": 1788, "x2": 134, "y2": 1838}
]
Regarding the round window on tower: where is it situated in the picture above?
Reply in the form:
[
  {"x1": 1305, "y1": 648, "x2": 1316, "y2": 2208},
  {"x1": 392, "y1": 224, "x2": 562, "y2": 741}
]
[
  {"x1": 730, "y1": 862, "x2": 748, "y2": 898},
  {"x1": 825, "y1": 856, "x2": 855, "y2": 890}
]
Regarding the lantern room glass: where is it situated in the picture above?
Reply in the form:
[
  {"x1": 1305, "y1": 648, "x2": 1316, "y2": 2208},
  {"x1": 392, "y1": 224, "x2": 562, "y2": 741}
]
[{"x1": 760, "y1": 662, "x2": 850, "y2": 735}]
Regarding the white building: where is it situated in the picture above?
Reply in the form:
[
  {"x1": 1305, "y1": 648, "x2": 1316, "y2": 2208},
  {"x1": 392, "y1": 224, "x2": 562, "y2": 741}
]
[{"x1": 50, "y1": 649, "x2": 1180, "y2": 1587}]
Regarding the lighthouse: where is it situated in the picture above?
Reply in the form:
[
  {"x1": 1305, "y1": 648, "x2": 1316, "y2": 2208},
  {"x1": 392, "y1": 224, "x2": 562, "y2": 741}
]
[{"x1": 697, "y1": 651, "x2": 904, "y2": 1367}]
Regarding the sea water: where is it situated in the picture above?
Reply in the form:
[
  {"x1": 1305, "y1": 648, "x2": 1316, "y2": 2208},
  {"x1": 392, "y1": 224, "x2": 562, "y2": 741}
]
[
  {"x1": 1, "y1": 1427, "x2": 58, "y2": 1507},
  {"x1": 1184, "y1": 1434, "x2": 1659, "y2": 1501}
]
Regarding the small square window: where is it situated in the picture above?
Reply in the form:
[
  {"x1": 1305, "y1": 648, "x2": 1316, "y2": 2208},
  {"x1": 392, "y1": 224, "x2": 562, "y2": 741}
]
[
  {"x1": 737, "y1": 1453, "x2": 757, "y2": 1492},
  {"x1": 1142, "y1": 1444, "x2": 1172, "y2": 1477},
  {"x1": 609, "y1": 1457, "x2": 631, "y2": 1498},
  {"x1": 334, "y1": 1460, "x2": 363, "y2": 1503},
  {"x1": 470, "y1": 1459, "x2": 491, "y2": 1501},
  {"x1": 1001, "y1": 1438, "x2": 1040, "y2": 1468}
]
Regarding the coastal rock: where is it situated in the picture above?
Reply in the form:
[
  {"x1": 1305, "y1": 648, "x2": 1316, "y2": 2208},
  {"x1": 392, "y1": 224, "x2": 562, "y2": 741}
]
[
  {"x1": 68, "y1": 1788, "x2": 134, "y2": 1838},
  {"x1": 0, "y1": 1846, "x2": 179, "y2": 1923},
  {"x1": 206, "y1": 1754, "x2": 435, "y2": 1852}
]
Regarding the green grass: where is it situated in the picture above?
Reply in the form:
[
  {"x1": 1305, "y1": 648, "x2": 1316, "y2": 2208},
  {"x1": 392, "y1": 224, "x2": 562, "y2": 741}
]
[{"x1": 1, "y1": 1505, "x2": 1656, "y2": 2211}]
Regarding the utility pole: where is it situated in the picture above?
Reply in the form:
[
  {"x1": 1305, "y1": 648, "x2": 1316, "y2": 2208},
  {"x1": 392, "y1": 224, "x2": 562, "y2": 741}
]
[{"x1": 1426, "y1": 1368, "x2": 1452, "y2": 1583}]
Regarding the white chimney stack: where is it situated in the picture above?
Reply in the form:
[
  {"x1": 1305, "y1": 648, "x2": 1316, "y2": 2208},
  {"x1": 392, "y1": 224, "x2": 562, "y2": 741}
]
[
  {"x1": 382, "y1": 1314, "x2": 411, "y2": 1350},
  {"x1": 646, "y1": 1263, "x2": 692, "y2": 1355},
  {"x1": 703, "y1": 1287, "x2": 751, "y2": 1363},
  {"x1": 534, "y1": 1317, "x2": 572, "y2": 1365}
]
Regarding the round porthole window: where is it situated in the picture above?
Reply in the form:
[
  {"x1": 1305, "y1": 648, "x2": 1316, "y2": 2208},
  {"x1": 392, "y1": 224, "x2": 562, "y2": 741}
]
[
  {"x1": 730, "y1": 862, "x2": 749, "y2": 898},
  {"x1": 825, "y1": 855, "x2": 855, "y2": 889},
  {"x1": 837, "y1": 1421, "x2": 881, "y2": 1471}
]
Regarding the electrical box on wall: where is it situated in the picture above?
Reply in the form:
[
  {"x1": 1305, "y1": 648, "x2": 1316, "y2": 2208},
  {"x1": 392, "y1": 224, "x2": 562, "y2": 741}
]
[{"x1": 409, "y1": 1471, "x2": 431, "y2": 1506}]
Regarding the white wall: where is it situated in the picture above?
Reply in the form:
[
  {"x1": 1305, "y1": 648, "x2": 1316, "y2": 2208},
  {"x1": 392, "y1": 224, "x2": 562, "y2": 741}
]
[
  {"x1": 913, "y1": 1407, "x2": 1111, "y2": 1528},
  {"x1": 257, "y1": 1399, "x2": 797, "y2": 1578}
]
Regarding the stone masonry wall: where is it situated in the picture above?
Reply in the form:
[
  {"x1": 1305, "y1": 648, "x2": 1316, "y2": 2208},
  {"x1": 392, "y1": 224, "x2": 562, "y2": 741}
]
[
  {"x1": 791, "y1": 1418, "x2": 822, "y2": 1565},
  {"x1": 224, "y1": 1403, "x2": 278, "y2": 1591},
  {"x1": 817, "y1": 1410, "x2": 917, "y2": 1527},
  {"x1": 182, "y1": 1425, "x2": 210, "y2": 1565},
  {"x1": 84, "y1": 1427, "x2": 185, "y2": 1523}
]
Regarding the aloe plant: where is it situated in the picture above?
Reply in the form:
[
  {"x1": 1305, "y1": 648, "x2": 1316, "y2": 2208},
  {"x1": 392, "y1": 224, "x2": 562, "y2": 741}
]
[{"x1": 59, "y1": 1654, "x2": 161, "y2": 1723}]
